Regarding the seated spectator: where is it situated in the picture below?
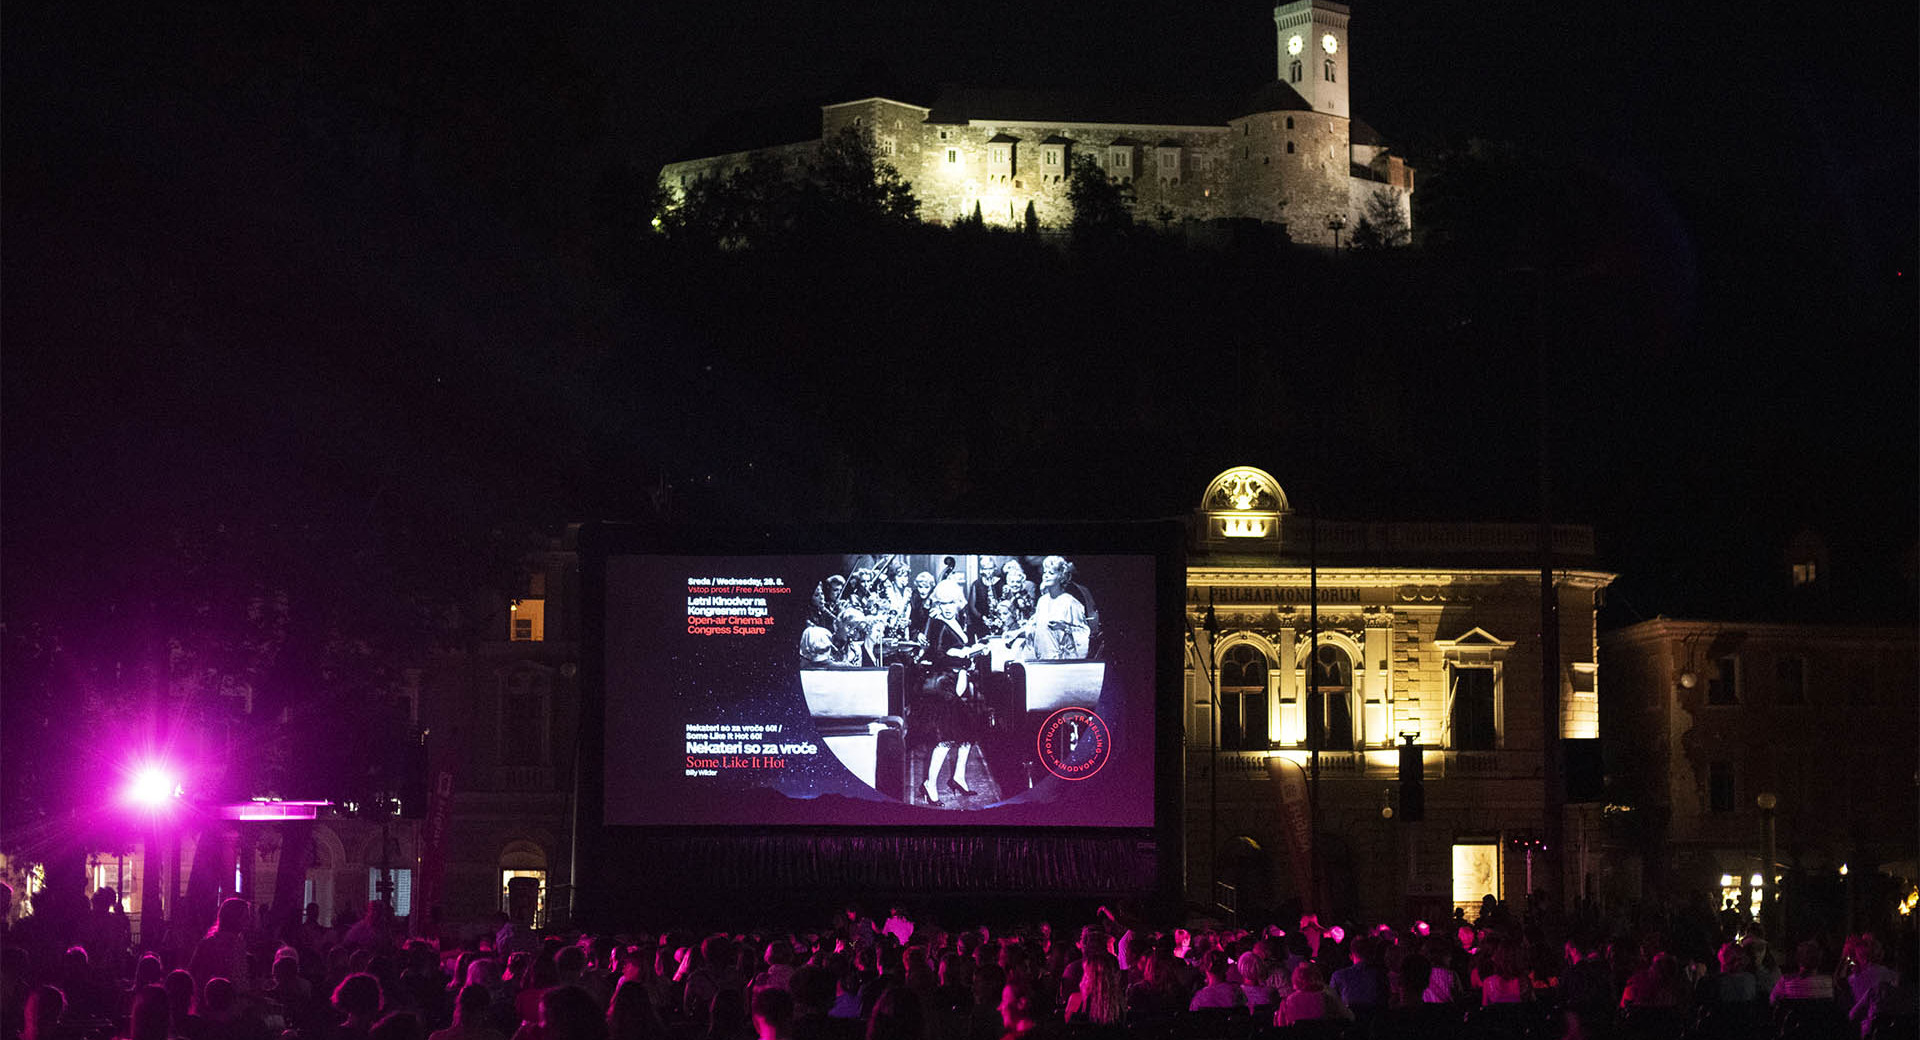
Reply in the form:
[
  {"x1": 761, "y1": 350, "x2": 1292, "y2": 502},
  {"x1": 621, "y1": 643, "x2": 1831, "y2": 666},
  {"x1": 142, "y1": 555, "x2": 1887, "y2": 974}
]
[
  {"x1": 201, "y1": 977, "x2": 272, "y2": 1040},
  {"x1": 1391, "y1": 954, "x2": 1431, "y2": 1009},
  {"x1": 1481, "y1": 941, "x2": 1533, "y2": 1005},
  {"x1": 25, "y1": 984, "x2": 65, "y2": 1040},
  {"x1": 1189, "y1": 950, "x2": 1245, "y2": 1010},
  {"x1": 1703, "y1": 943, "x2": 1758, "y2": 1004},
  {"x1": 1275, "y1": 964, "x2": 1351, "y2": 1026},
  {"x1": 865, "y1": 987, "x2": 926, "y2": 1040},
  {"x1": 1329, "y1": 937, "x2": 1388, "y2": 1015},
  {"x1": 431, "y1": 985, "x2": 509, "y2": 1040},
  {"x1": 120, "y1": 985, "x2": 170, "y2": 1040},
  {"x1": 332, "y1": 973, "x2": 387, "y2": 1040},
  {"x1": 754, "y1": 943, "x2": 798, "y2": 994},
  {"x1": 1838, "y1": 933, "x2": 1896, "y2": 1008},
  {"x1": 1771, "y1": 940, "x2": 1835, "y2": 1004},
  {"x1": 996, "y1": 981, "x2": 1039, "y2": 1040},
  {"x1": 372, "y1": 1014, "x2": 423, "y2": 1040},
  {"x1": 753, "y1": 988, "x2": 796, "y2": 1040},
  {"x1": 537, "y1": 988, "x2": 606, "y2": 1040},
  {"x1": 1125, "y1": 950, "x2": 1186, "y2": 1018},
  {"x1": 1621, "y1": 952, "x2": 1685, "y2": 1009},
  {"x1": 1557, "y1": 937, "x2": 1613, "y2": 1016},
  {"x1": 165, "y1": 970, "x2": 206, "y2": 1040},
  {"x1": 1065, "y1": 952, "x2": 1124, "y2": 1025}
]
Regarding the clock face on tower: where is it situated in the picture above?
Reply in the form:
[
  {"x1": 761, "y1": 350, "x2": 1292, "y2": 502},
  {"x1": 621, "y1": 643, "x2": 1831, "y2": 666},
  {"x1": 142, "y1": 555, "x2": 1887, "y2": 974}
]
[
  {"x1": 1322, "y1": 33, "x2": 1338, "y2": 54},
  {"x1": 1287, "y1": 34, "x2": 1303, "y2": 56}
]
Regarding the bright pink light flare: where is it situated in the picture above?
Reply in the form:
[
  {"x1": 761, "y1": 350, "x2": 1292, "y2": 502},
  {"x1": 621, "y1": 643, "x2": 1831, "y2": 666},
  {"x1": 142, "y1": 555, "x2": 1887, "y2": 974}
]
[{"x1": 126, "y1": 766, "x2": 181, "y2": 807}]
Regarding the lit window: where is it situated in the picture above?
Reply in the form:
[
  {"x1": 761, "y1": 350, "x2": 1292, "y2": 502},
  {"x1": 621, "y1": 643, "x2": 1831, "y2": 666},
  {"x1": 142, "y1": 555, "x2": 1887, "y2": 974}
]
[
  {"x1": 1708, "y1": 761, "x2": 1735, "y2": 813},
  {"x1": 1791, "y1": 561, "x2": 1817, "y2": 586},
  {"x1": 1707, "y1": 655, "x2": 1740, "y2": 705},
  {"x1": 1219, "y1": 644, "x2": 1270, "y2": 751},
  {"x1": 368, "y1": 868, "x2": 414, "y2": 917},
  {"x1": 1775, "y1": 657, "x2": 1806, "y2": 705},
  {"x1": 509, "y1": 598, "x2": 545, "y2": 641},
  {"x1": 1449, "y1": 666, "x2": 1497, "y2": 750}
]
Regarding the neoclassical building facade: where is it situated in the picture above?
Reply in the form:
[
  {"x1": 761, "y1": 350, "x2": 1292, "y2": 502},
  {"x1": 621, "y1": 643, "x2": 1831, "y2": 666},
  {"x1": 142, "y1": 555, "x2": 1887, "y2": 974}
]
[
  {"x1": 662, "y1": 1, "x2": 1414, "y2": 244},
  {"x1": 1183, "y1": 467, "x2": 1616, "y2": 922}
]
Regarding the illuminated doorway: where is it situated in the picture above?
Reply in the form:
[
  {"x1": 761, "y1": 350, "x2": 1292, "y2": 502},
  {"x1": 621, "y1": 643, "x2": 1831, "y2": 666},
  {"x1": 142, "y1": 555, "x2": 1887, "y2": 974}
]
[{"x1": 1453, "y1": 840, "x2": 1500, "y2": 920}]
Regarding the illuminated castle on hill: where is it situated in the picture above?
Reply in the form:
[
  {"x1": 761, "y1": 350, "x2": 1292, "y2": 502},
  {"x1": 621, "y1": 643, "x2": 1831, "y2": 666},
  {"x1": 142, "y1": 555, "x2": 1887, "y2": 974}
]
[{"x1": 661, "y1": 1, "x2": 1414, "y2": 244}]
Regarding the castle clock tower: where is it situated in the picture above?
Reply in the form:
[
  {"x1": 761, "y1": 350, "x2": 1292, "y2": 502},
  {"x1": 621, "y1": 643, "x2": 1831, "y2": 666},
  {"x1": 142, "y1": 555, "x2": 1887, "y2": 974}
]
[{"x1": 1274, "y1": 0, "x2": 1350, "y2": 120}]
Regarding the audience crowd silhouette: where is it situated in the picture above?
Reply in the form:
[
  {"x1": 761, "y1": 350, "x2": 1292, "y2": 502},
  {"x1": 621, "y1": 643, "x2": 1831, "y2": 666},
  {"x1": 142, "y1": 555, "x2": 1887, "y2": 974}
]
[{"x1": 2, "y1": 882, "x2": 1913, "y2": 1040}]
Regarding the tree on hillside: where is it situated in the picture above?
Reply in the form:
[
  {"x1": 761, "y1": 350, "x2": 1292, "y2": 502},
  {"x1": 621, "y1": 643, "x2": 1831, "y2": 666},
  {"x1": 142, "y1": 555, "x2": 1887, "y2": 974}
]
[
  {"x1": 1350, "y1": 188, "x2": 1411, "y2": 250},
  {"x1": 1067, "y1": 154, "x2": 1132, "y2": 240},
  {"x1": 812, "y1": 125, "x2": 919, "y2": 224}
]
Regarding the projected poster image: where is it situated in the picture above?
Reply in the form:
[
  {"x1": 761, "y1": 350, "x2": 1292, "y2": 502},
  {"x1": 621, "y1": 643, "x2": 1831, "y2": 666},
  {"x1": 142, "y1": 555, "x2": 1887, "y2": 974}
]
[{"x1": 602, "y1": 552, "x2": 1157, "y2": 828}]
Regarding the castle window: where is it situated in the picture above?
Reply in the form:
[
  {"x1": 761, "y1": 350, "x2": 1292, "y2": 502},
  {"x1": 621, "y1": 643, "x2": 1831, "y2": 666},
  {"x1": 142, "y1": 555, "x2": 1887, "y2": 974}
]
[
  {"x1": 938, "y1": 129, "x2": 951, "y2": 141},
  {"x1": 1289, "y1": 60, "x2": 1302, "y2": 83},
  {"x1": 1286, "y1": 141, "x2": 1294, "y2": 154},
  {"x1": 1324, "y1": 59, "x2": 1335, "y2": 82},
  {"x1": 1045, "y1": 151, "x2": 1059, "y2": 165},
  {"x1": 990, "y1": 147, "x2": 1006, "y2": 163},
  {"x1": 1286, "y1": 117, "x2": 1294, "y2": 130},
  {"x1": 946, "y1": 149, "x2": 957, "y2": 164},
  {"x1": 1707, "y1": 655, "x2": 1741, "y2": 705},
  {"x1": 1775, "y1": 656, "x2": 1807, "y2": 705},
  {"x1": 881, "y1": 137, "x2": 896, "y2": 156},
  {"x1": 1708, "y1": 761, "x2": 1735, "y2": 813}
]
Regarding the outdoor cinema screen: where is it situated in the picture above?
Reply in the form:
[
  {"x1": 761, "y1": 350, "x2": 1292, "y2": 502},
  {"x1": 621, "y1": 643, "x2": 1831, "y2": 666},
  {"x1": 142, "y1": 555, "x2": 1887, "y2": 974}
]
[{"x1": 600, "y1": 538, "x2": 1164, "y2": 829}]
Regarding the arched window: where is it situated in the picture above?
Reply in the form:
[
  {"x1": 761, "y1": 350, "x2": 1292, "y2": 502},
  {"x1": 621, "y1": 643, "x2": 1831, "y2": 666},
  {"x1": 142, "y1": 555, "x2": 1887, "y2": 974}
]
[
  {"x1": 1289, "y1": 60, "x2": 1303, "y2": 83},
  {"x1": 1220, "y1": 644, "x2": 1270, "y2": 750},
  {"x1": 1307, "y1": 644, "x2": 1353, "y2": 750},
  {"x1": 1324, "y1": 59, "x2": 1336, "y2": 82},
  {"x1": 1286, "y1": 141, "x2": 1295, "y2": 154}
]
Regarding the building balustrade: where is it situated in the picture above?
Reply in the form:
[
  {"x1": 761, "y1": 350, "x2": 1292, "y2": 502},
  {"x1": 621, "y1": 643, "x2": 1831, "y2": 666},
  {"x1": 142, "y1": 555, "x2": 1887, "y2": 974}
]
[
  {"x1": 1186, "y1": 745, "x2": 1532, "y2": 781},
  {"x1": 491, "y1": 765, "x2": 557, "y2": 791}
]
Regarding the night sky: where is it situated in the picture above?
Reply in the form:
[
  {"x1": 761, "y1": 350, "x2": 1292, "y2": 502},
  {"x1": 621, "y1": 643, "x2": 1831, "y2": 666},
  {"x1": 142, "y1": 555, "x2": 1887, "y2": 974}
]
[{"x1": 3, "y1": 0, "x2": 1915, "y2": 631}]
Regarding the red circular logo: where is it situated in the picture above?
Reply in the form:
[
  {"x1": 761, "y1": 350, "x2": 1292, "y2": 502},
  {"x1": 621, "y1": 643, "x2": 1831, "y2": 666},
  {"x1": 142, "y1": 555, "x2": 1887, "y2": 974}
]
[{"x1": 1036, "y1": 707, "x2": 1112, "y2": 781}]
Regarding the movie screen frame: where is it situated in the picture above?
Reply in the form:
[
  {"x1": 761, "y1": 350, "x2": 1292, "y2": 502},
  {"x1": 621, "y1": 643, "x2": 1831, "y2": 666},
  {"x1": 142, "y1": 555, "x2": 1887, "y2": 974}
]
[{"x1": 578, "y1": 520, "x2": 1185, "y2": 836}]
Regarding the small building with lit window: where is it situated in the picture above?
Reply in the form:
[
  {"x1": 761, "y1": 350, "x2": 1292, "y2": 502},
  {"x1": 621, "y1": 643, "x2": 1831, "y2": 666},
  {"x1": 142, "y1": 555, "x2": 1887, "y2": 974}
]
[
  {"x1": 1600, "y1": 617, "x2": 1917, "y2": 931},
  {"x1": 1184, "y1": 466, "x2": 1616, "y2": 923}
]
